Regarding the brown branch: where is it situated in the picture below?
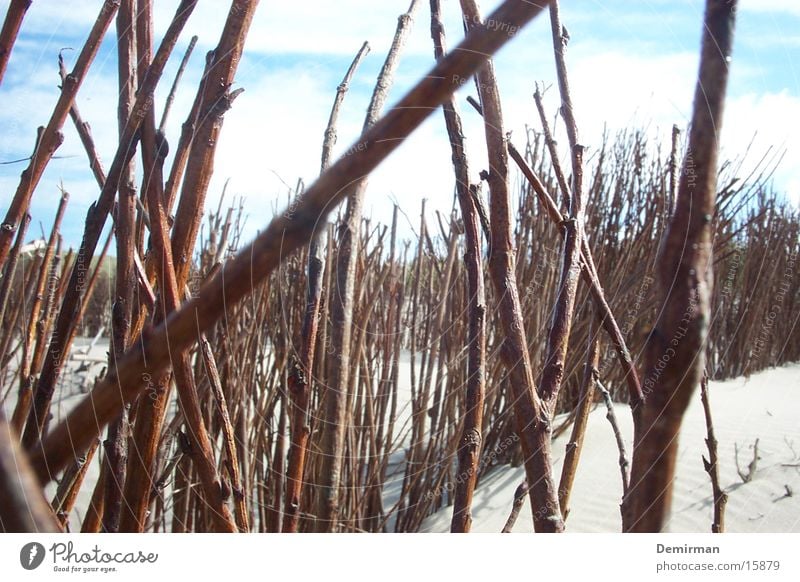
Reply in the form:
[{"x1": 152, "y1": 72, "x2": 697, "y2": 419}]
[
  {"x1": 51, "y1": 439, "x2": 99, "y2": 529},
  {"x1": 161, "y1": 51, "x2": 214, "y2": 215},
  {"x1": 8, "y1": 236, "x2": 62, "y2": 418},
  {"x1": 533, "y1": 87, "x2": 571, "y2": 212},
  {"x1": 267, "y1": 391, "x2": 287, "y2": 532},
  {"x1": 537, "y1": 0, "x2": 586, "y2": 417},
  {"x1": 430, "y1": 0, "x2": 486, "y2": 534},
  {"x1": 139, "y1": 128, "x2": 236, "y2": 532},
  {"x1": 596, "y1": 376, "x2": 630, "y2": 502},
  {"x1": 11, "y1": 190, "x2": 68, "y2": 435},
  {"x1": 22, "y1": 225, "x2": 114, "y2": 447},
  {"x1": 201, "y1": 337, "x2": 249, "y2": 531},
  {"x1": 61, "y1": 54, "x2": 107, "y2": 186},
  {"x1": 460, "y1": 0, "x2": 563, "y2": 533},
  {"x1": 315, "y1": 0, "x2": 420, "y2": 533},
  {"x1": 135, "y1": 0, "x2": 164, "y2": 245},
  {"x1": 0, "y1": 410, "x2": 58, "y2": 532},
  {"x1": 484, "y1": 109, "x2": 643, "y2": 434},
  {"x1": 700, "y1": 373, "x2": 727, "y2": 532},
  {"x1": 119, "y1": 2, "x2": 206, "y2": 533},
  {"x1": 558, "y1": 319, "x2": 599, "y2": 520},
  {"x1": 548, "y1": 1, "x2": 578, "y2": 154},
  {"x1": 80, "y1": 462, "x2": 106, "y2": 533},
  {"x1": 100, "y1": 0, "x2": 138, "y2": 534},
  {"x1": 501, "y1": 480, "x2": 528, "y2": 533},
  {"x1": 525, "y1": 91, "x2": 645, "y2": 434},
  {"x1": 626, "y1": 0, "x2": 738, "y2": 532},
  {"x1": 0, "y1": 213, "x2": 30, "y2": 332},
  {"x1": 319, "y1": 41, "x2": 370, "y2": 172},
  {"x1": 159, "y1": 34, "x2": 198, "y2": 133},
  {"x1": 0, "y1": 0, "x2": 32, "y2": 86},
  {"x1": 123, "y1": 76, "x2": 235, "y2": 533},
  {"x1": 169, "y1": 0, "x2": 258, "y2": 293},
  {"x1": 119, "y1": 0, "x2": 255, "y2": 535},
  {"x1": 114, "y1": 307, "x2": 171, "y2": 528}
]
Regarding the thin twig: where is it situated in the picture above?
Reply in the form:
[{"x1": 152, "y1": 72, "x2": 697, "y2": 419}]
[
  {"x1": 700, "y1": 373, "x2": 727, "y2": 532},
  {"x1": 596, "y1": 376, "x2": 630, "y2": 501},
  {"x1": 159, "y1": 34, "x2": 198, "y2": 133},
  {"x1": 558, "y1": 318, "x2": 599, "y2": 520},
  {"x1": 201, "y1": 337, "x2": 249, "y2": 532},
  {"x1": 501, "y1": 480, "x2": 528, "y2": 533},
  {"x1": 101, "y1": 0, "x2": 138, "y2": 533},
  {"x1": 538, "y1": 0, "x2": 586, "y2": 421}
]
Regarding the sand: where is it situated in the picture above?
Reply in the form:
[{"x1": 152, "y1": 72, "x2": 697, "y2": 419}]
[{"x1": 422, "y1": 363, "x2": 800, "y2": 533}]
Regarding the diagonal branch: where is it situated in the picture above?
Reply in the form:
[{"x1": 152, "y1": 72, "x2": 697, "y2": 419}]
[
  {"x1": 557, "y1": 317, "x2": 599, "y2": 520},
  {"x1": 28, "y1": 0, "x2": 553, "y2": 488},
  {"x1": 0, "y1": 410, "x2": 59, "y2": 532},
  {"x1": 537, "y1": 0, "x2": 586, "y2": 415},
  {"x1": 0, "y1": 0, "x2": 32, "y2": 87}
]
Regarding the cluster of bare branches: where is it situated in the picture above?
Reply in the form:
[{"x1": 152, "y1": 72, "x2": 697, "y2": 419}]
[{"x1": 0, "y1": 0, "x2": 796, "y2": 534}]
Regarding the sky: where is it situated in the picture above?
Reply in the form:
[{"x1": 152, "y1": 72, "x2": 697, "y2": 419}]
[{"x1": 0, "y1": 0, "x2": 798, "y2": 250}]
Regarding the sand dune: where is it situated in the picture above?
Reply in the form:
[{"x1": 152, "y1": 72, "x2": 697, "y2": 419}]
[{"x1": 423, "y1": 363, "x2": 800, "y2": 533}]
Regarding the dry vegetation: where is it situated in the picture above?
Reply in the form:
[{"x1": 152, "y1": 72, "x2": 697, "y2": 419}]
[{"x1": 1, "y1": 0, "x2": 798, "y2": 533}]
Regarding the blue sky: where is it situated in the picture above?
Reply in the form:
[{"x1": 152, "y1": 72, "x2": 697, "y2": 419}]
[{"x1": 1, "y1": 0, "x2": 798, "y2": 250}]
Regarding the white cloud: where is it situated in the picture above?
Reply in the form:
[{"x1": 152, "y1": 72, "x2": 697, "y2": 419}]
[
  {"x1": 568, "y1": 47, "x2": 698, "y2": 141},
  {"x1": 739, "y1": 0, "x2": 800, "y2": 17},
  {"x1": 721, "y1": 90, "x2": 800, "y2": 204}
]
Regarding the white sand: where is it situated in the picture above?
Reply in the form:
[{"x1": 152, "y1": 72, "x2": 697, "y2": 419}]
[{"x1": 422, "y1": 363, "x2": 800, "y2": 533}]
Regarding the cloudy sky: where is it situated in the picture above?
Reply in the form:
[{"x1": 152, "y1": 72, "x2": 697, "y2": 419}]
[{"x1": 1, "y1": 0, "x2": 798, "y2": 249}]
